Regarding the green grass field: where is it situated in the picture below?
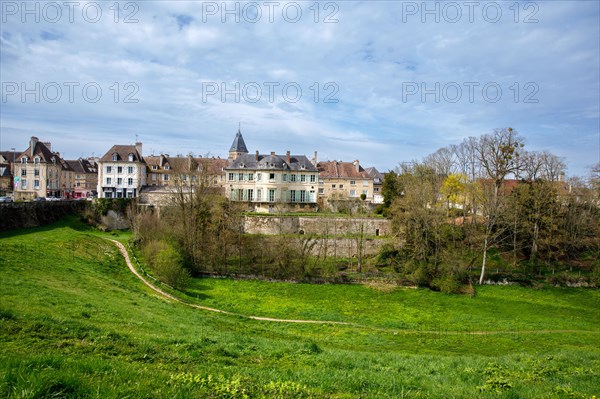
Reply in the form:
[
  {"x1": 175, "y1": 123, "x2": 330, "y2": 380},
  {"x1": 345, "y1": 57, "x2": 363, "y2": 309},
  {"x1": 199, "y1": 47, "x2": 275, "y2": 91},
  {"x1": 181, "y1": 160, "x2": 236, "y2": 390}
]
[{"x1": 1, "y1": 217, "x2": 599, "y2": 398}]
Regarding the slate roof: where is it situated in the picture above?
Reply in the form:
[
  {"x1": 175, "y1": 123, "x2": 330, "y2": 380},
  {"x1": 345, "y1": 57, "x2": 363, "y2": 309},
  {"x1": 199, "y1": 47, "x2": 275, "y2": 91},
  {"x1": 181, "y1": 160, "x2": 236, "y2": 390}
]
[
  {"x1": 317, "y1": 161, "x2": 370, "y2": 179},
  {"x1": 66, "y1": 159, "x2": 98, "y2": 174},
  {"x1": 145, "y1": 155, "x2": 227, "y2": 174},
  {"x1": 99, "y1": 145, "x2": 143, "y2": 163},
  {"x1": 229, "y1": 130, "x2": 248, "y2": 153},
  {"x1": 226, "y1": 153, "x2": 318, "y2": 172},
  {"x1": 18, "y1": 141, "x2": 57, "y2": 163},
  {"x1": 364, "y1": 167, "x2": 384, "y2": 181}
]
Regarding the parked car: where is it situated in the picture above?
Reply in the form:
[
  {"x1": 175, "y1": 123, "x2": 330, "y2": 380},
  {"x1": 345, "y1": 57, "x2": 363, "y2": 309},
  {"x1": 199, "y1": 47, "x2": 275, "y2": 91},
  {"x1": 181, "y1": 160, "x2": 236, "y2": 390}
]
[
  {"x1": 33, "y1": 197, "x2": 46, "y2": 202},
  {"x1": 46, "y1": 196, "x2": 60, "y2": 201},
  {"x1": 0, "y1": 196, "x2": 13, "y2": 202}
]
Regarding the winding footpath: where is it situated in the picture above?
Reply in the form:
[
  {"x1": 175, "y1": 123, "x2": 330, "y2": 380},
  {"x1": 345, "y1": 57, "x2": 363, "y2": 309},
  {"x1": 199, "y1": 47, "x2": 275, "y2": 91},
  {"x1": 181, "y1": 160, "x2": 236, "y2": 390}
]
[{"x1": 108, "y1": 239, "x2": 594, "y2": 336}]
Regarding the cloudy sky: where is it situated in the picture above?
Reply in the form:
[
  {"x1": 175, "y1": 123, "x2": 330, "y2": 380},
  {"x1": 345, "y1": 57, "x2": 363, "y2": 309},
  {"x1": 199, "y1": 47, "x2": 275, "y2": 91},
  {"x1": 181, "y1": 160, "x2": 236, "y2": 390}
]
[{"x1": 1, "y1": 1, "x2": 599, "y2": 176}]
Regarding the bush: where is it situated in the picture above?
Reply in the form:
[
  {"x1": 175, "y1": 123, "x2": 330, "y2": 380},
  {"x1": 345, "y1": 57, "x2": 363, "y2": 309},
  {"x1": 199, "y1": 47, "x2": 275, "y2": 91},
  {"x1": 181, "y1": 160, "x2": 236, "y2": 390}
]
[
  {"x1": 142, "y1": 240, "x2": 190, "y2": 290},
  {"x1": 430, "y1": 274, "x2": 463, "y2": 294}
]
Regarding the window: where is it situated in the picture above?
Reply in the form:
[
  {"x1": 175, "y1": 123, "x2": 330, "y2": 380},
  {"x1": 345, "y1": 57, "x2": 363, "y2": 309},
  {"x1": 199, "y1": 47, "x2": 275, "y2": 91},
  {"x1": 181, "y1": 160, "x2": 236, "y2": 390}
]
[
  {"x1": 128, "y1": 154, "x2": 134, "y2": 162},
  {"x1": 350, "y1": 189, "x2": 356, "y2": 197},
  {"x1": 34, "y1": 180, "x2": 40, "y2": 189},
  {"x1": 374, "y1": 187, "x2": 379, "y2": 192},
  {"x1": 290, "y1": 190, "x2": 296, "y2": 202},
  {"x1": 269, "y1": 173, "x2": 275, "y2": 182},
  {"x1": 228, "y1": 173, "x2": 235, "y2": 181},
  {"x1": 34, "y1": 169, "x2": 39, "y2": 176},
  {"x1": 268, "y1": 189, "x2": 275, "y2": 202},
  {"x1": 105, "y1": 192, "x2": 113, "y2": 198},
  {"x1": 257, "y1": 189, "x2": 262, "y2": 201},
  {"x1": 248, "y1": 173, "x2": 254, "y2": 181},
  {"x1": 152, "y1": 165, "x2": 158, "y2": 170},
  {"x1": 76, "y1": 182, "x2": 80, "y2": 187},
  {"x1": 290, "y1": 174, "x2": 297, "y2": 182},
  {"x1": 248, "y1": 189, "x2": 254, "y2": 201},
  {"x1": 163, "y1": 174, "x2": 169, "y2": 181},
  {"x1": 106, "y1": 177, "x2": 112, "y2": 185},
  {"x1": 363, "y1": 180, "x2": 369, "y2": 186},
  {"x1": 128, "y1": 166, "x2": 134, "y2": 173},
  {"x1": 34, "y1": 157, "x2": 40, "y2": 165},
  {"x1": 21, "y1": 169, "x2": 26, "y2": 176},
  {"x1": 152, "y1": 174, "x2": 157, "y2": 181},
  {"x1": 332, "y1": 184, "x2": 336, "y2": 189},
  {"x1": 362, "y1": 190, "x2": 368, "y2": 195},
  {"x1": 238, "y1": 173, "x2": 244, "y2": 181},
  {"x1": 300, "y1": 191, "x2": 306, "y2": 202},
  {"x1": 117, "y1": 178, "x2": 122, "y2": 185},
  {"x1": 164, "y1": 165, "x2": 170, "y2": 170},
  {"x1": 182, "y1": 175, "x2": 187, "y2": 181},
  {"x1": 106, "y1": 166, "x2": 112, "y2": 173},
  {"x1": 318, "y1": 188, "x2": 324, "y2": 194},
  {"x1": 310, "y1": 175, "x2": 316, "y2": 183},
  {"x1": 21, "y1": 157, "x2": 27, "y2": 164},
  {"x1": 21, "y1": 179, "x2": 27, "y2": 189},
  {"x1": 350, "y1": 180, "x2": 356, "y2": 185},
  {"x1": 237, "y1": 189, "x2": 243, "y2": 200},
  {"x1": 339, "y1": 184, "x2": 344, "y2": 189},
  {"x1": 282, "y1": 174, "x2": 288, "y2": 182},
  {"x1": 127, "y1": 191, "x2": 133, "y2": 198},
  {"x1": 257, "y1": 173, "x2": 262, "y2": 181},
  {"x1": 117, "y1": 166, "x2": 123, "y2": 174},
  {"x1": 300, "y1": 174, "x2": 306, "y2": 182},
  {"x1": 112, "y1": 153, "x2": 118, "y2": 161}
]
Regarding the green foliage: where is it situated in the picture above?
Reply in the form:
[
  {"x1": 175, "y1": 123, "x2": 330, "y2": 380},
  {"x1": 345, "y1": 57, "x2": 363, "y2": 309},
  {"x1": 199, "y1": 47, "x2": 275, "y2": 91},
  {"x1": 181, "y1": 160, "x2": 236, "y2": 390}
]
[
  {"x1": 94, "y1": 198, "x2": 133, "y2": 216},
  {"x1": 142, "y1": 240, "x2": 190, "y2": 290}
]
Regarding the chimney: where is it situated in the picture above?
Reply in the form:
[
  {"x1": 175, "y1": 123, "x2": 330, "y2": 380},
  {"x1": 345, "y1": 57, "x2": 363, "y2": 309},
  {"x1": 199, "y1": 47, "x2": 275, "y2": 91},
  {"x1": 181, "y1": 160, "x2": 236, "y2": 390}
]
[
  {"x1": 353, "y1": 159, "x2": 360, "y2": 172},
  {"x1": 255, "y1": 150, "x2": 259, "y2": 161},
  {"x1": 270, "y1": 151, "x2": 276, "y2": 156},
  {"x1": 135, "y1": 142, "x2": 143, "y2": 157},
  {"x1": 30, "y1": 136, "x2": 38, "y2": 156},
  {"x1": 286, "y1": 150, "x2": 291, "y2": 163},
  {"x1": 160, "y1": 154, "x2": 165, "y2": 167},
  {"x1": 43, "y1": 142, "x2": 52, "y2": 151}
]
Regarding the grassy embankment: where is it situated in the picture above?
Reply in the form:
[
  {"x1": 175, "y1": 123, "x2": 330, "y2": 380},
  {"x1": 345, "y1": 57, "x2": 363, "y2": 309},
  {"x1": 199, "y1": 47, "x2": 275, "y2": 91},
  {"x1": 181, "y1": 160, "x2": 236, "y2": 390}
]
[{"x1": 1, "y1": 217, "x2": 599, "y2": 398}]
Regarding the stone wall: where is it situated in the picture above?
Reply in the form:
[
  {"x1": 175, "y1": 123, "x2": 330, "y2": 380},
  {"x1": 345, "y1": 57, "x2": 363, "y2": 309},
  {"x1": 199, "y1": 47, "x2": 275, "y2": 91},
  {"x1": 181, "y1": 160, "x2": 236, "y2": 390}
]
[
  {"x1": 243, "y1": 215, "x2": 391, "y2": 237},
  {"x1": 0, "y1": 201, "x2": 88, "y2": 231},
  {"x1": 303, "y1": 237, "x2": 386, "y2": 257}
]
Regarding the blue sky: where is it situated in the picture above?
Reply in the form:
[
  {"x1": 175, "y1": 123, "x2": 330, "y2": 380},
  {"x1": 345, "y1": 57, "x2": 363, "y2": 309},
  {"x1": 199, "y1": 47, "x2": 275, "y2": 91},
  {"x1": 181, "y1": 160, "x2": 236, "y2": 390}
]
[{"x1": 1, "y1": 1, "x2": 599, "y2": 176}]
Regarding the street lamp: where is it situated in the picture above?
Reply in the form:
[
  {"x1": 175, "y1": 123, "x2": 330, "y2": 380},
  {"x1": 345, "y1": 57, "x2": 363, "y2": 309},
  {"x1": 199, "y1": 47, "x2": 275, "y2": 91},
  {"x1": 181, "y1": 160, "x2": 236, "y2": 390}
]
[{"x1": 11, "y1": 148, "x2": 15, "y2": 192}]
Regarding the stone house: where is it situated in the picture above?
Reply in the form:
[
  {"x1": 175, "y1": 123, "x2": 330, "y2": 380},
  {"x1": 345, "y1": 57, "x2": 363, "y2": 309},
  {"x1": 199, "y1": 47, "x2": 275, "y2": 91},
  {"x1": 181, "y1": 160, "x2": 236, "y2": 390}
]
[
  {"x1": 97, "y1": 143, "x2": 146, "y2": 198},
  {"x1": 12, "y1": 137, "x2": 63, "y2": 200}
]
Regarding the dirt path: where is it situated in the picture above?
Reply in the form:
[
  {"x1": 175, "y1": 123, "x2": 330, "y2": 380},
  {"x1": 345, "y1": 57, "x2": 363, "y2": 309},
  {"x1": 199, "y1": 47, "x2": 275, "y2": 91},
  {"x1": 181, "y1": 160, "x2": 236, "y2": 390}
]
[
  {"x1": 109, "y1": 239, "x2": 352, "y2": 326},
  {"x1": 108, "y1": 239, "x2": 596, "y2": 335}
]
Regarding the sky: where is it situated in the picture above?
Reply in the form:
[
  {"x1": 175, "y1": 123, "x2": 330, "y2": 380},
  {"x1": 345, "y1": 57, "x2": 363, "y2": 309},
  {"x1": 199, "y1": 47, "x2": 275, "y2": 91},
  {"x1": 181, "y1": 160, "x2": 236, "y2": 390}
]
[{"x1": 1, "y1": 0, "x2": 599, "y2": 177}]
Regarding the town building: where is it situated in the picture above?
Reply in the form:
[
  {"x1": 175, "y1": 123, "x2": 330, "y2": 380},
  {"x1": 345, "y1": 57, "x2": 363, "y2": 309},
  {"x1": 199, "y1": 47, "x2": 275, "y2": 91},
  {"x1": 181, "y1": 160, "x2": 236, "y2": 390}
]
[
  {"x1": 224, "y1": 130, "x2": 319, "y2": 212},
  {"x1": 97, "y1": 143, "x2": 146, "y2": 198},
  {"x1": 0, "y1": 150, "x2": 20, "y2": 195},
  {"x1": 12, "y1": 137, "x2": 63, "y2": 200},
  {"x1": 317, "y1": 160, "x2": 375, "y2": 207},
  {"x1": 66, "y1": 158, "x2": 98, "y2": 198}
]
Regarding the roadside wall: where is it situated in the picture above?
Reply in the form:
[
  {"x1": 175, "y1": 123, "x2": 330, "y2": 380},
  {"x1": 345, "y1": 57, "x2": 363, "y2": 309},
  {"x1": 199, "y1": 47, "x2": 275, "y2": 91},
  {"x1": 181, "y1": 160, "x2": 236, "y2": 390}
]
[{"x1": 0, "y1": 201, "x2": 88, "y2": 231}]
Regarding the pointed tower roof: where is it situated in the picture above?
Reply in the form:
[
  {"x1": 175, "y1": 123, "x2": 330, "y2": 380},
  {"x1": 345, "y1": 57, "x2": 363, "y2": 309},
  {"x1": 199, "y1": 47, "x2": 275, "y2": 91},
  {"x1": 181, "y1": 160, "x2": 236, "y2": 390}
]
[{"x1": 229, "y1": 129, "x2": 248, "y2": 153}]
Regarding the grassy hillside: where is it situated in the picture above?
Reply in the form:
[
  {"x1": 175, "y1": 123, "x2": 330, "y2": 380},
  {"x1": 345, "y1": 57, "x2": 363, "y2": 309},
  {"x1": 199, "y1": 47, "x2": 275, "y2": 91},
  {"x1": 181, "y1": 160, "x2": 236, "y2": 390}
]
[{"x1": 1, "y1": 217, "x2": 599, "y2": 398}]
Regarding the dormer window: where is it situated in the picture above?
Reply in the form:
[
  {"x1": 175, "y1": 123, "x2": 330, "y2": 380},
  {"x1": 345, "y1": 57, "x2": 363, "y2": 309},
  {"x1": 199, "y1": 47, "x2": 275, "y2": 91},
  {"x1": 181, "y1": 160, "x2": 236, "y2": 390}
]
[
  {"x1": 152, "y1": 165, "x2": 158, "y2": 170},
  {"x1": 128, "y1": 153, "x2": 134, "y2": 162},
  {"x1": 21, "y1": 157, "x2": 27, "y2": 164},
  {"x1": 34, "y1": 157, "x2": 40, "y2": 165},
  {"x1": 164, "y1": 165, "x2": 170, "y2": 170},
  {"x1": 112, "y1": 153, "x2": 118, "y2": 161},
  {"x1": 300, "y1": 164, "x2": 306, "y2": 170}
]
